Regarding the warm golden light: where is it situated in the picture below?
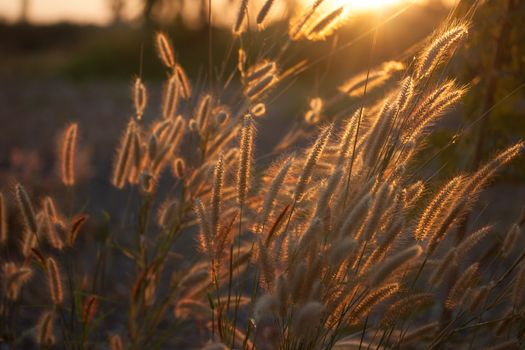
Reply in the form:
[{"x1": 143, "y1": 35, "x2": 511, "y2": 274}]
[
  {"x1": 310, "y1": 0, "x2": 418, "y2": 13},
  {"x1": 0, "y1": 0, "x2": 429, "y2": 26},
  {"x1": 290, "y1": 0, "x2": 421, "y2": 41}
]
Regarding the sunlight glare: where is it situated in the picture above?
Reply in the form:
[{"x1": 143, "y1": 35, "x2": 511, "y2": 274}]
[{"x1": 318, "y1": 0, "x2": 416, "y2": 13}]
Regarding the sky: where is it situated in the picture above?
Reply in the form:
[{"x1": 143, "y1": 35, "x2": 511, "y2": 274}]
[
  {"x1": 0, "y1": 0, "x2": 457, "y2": 26},
  {"x1": 0, "y1": 0, "x2": 142, "y2": 24},
  {"x1": 0, "y1": 0, "x2": 294, "y2": 26}
]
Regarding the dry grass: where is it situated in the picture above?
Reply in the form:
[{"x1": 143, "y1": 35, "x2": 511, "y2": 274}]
[{"x1": 1, "y1": 2, "x2": 524, "y2": 349}]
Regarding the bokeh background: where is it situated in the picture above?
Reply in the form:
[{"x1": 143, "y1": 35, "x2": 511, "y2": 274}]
[{"x1": 0, "y1": 0, "x2": 524, "y2": 227}]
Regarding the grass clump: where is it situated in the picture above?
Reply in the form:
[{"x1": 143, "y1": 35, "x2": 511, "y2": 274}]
[{"x1": 1, "y1": 2, "x2": 524, "y2": 349}]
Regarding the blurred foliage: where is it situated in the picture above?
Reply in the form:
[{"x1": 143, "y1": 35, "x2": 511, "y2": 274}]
[
  {"x1": 429, "y1": 0, "x2": 525, "y2": 181},
  {"x1": 0, "y1": 4, "x2": 447, "y2": 83},
  {"x1": 6, "y1": 1, "x2": 523, "y2": 182}
]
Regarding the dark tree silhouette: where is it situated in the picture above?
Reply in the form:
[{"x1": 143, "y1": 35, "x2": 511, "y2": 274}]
[
  {"x1": 19, "y1": 0, "x2": 30, "y2": 23},
  {"x1": 143, "y1": 0, "x2": 156, "y2": 23},
  {"x1": 109, "y1": 0, "x2": 125, "y2": 24}
]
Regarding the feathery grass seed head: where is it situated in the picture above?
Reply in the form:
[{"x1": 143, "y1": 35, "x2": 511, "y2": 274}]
[
  {"x1": 133, "y1": 77, "x2": 147, "y2": 119},
  {"x1": 36, "y1": 311, "x2": 55, "y2": 346},
  {"x1": 368, "y1": 245, "x2": 422, "y2": 287},
  {"x1": 110, "y1": 334, "x2": 123, "y2": 350},
  {"x1": 211, "y1": 155, "x2": 224, "y2": 238},
  {"x1": 257, "y1": 0, "x2": 275, "y2": 26},
  {"x1": 15, "y1": 183, "x2": 38, "y2": 234},
  {"x1": 46, "y1": 257, "x2": 63, "y2": 305},
  {"x1": 175, "y1": 64, "x2": 191, "y2": 99},
  {"x1": 60, "y1": 123, "x2": 78, "y2": 186},
  {"x1": 111, "y1": 119, "x2": 136, "y2": 189},
  {"x1": 416, "y1": 24, "x2": 468, "y2": 79},
  {"x1": 0, "y1": 193, "x2": 7, "y2": 244},
  {"x1": 250, "y1": 103, "x2": 266, "y2": 117},
  {"x1": 233, "y1": 0, "x2": 249, "y2": 34},
  {"x1": 294, "y1": 124, "x2": 332, "y2": 201},
  {"x1": 445, "y1": 262, "x2": 479, "y2": 310},
  {"x1": 156, "y1": 32, "x2": 175, "y2": 68},
  {"x1": 237, "y1": 115, "x2": 255, "y2": 207},
  {"x1": 292, "y1": 301, "x2": 325, "y2": 336}
]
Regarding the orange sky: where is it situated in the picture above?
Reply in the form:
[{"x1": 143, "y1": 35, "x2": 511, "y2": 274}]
[
  {"x1": 0, "y1": 0, "x2": 457, "y2": 25},
  {"x1": 0, "y1": 0, "x2": 142, "y2": 24},
  {"x1": 0, "y1": 0, "x2": 290, "y2": 26}
]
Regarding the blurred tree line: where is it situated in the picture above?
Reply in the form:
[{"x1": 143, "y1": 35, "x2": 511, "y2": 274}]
[
  {"x1": 428, "y1": 0, "x2": 525, "y2": 181},
  {"x1": 16, "y1": 0, "x2": 222, "y2": 26},
  {"x1": 142, "y1": 0, "x2": 203, "y2": 26}
]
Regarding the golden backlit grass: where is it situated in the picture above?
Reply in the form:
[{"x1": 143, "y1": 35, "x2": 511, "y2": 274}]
[{"x1": 1, "y1": 2, "x2": 524, "y2": 349}]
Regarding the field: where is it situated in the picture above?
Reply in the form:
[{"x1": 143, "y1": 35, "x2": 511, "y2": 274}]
[{"x1": 1, "y1": 0, "x2": 525, "y2": 349}]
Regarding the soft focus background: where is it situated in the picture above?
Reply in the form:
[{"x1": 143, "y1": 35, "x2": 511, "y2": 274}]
[{"x1": 0, "y1": 0, "x2": 524, "y2": 225}]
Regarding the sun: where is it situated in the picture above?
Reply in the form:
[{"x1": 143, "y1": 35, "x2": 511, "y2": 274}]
[
  {"x1": 321, "y1": 0, "x2": 414, "y2": 13},
  {"x1": 290, "y1": 0, "x2": 417, "y2": 40}
]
